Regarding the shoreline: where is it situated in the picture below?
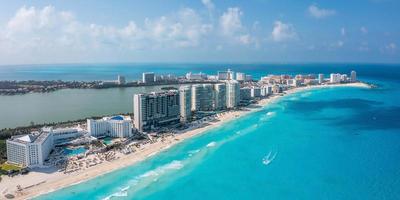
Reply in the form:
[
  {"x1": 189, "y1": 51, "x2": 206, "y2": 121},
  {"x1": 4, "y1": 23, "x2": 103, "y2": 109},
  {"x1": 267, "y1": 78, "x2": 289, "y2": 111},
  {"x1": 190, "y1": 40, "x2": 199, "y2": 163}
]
[{"x1": 0, "y1": 82, "x2": 371, "y2": 200}]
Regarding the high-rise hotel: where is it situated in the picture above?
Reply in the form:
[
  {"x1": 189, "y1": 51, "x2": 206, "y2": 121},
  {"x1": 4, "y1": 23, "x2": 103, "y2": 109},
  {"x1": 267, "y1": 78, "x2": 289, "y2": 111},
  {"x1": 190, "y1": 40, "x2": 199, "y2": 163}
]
[
  {"x1": 191, "y1": 84, "x2": 214, "y2": 111},
  {"x1": 133, "y1": 90, "x2": 180, "y2": 132},
  {"x1": 179, "y1": 86, "x2": 192, "y2": 123},
  {"x1": 214, "y1": 83, "x2": 227, "y2": 110},
  {"x1": 225, "y1": 80, "x2": 240, "y2": 108}
]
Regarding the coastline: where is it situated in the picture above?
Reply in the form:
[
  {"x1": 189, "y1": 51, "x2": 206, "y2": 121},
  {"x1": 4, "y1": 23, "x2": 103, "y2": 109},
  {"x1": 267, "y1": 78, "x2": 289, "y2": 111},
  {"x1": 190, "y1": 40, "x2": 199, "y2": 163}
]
[{"x1": 0, "y1": 82, "x2": 371, "y2": 200}]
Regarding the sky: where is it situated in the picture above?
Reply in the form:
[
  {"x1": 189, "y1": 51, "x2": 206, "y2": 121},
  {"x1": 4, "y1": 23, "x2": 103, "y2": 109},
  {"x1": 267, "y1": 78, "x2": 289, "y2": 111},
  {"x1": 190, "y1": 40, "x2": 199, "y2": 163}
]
[{"x1": 0, "y1": 0, "x2": 399, "y2": 65}]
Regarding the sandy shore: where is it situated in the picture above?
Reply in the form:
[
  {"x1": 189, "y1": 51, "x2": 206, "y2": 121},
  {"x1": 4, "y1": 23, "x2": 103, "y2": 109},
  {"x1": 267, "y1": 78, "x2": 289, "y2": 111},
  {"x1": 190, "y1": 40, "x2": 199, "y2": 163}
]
[{"x1": 0, "y1": 82, "x2": 370, "y2": 200}]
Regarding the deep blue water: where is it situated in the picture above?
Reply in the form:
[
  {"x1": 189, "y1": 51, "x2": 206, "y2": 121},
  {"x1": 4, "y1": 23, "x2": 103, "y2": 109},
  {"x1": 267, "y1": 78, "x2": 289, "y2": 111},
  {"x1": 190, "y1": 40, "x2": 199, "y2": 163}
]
[{"x1": 33, "y1": 64, "x2": 400, "y2": 200}]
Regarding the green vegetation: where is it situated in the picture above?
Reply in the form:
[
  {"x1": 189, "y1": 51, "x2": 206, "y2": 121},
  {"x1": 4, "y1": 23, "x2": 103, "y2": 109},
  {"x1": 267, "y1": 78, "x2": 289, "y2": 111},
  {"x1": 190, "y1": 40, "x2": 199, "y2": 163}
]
[
  {"x1": 0, "y1": 163, "x2": 22, "y2": 171},
  {"x1": 0, "y1": 140, "x2": 5, "y2": 164}
]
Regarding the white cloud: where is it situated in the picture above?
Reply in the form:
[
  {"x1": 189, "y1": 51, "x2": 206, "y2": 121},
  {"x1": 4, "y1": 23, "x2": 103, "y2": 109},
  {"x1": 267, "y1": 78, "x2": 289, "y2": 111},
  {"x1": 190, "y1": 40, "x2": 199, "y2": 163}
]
[
  {"x1": 220, "y1": 7, "x2": 243, "y2": 35},
  {"x1": 201, "y1": 0, "x2": 215, "y2": 11},
  {"x1": 308, "y1": 4, "x2": 336, "y2": 19},
  {"x1": 218, "y1": 7, "x2": 257, "y2": 46},
  {"x1": 271, "y1": 21, "x2": 297, "y2": 42},
  {"x1": 0, "y1": 5, "x2": 214, "y2": 62}
]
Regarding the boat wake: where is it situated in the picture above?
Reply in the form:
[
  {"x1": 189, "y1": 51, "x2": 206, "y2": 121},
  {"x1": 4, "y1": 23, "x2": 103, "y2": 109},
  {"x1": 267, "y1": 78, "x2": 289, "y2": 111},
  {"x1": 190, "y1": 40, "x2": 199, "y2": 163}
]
[{"x1": 262, "y1": 151, "x2": 278, "y2": 166}]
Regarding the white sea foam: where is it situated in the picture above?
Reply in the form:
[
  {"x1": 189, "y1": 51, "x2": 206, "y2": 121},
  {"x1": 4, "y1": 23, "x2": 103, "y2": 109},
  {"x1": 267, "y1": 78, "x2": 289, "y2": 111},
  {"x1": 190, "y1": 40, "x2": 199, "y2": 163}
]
[
  {"x1": 206, "y1": 141, "x2": 217, "y2": 147},
  {"x1": 188, "y1": 149, "x2": 200, "y2": 154},
  {"x1": 102, "y1": 187, "x2": 129, "y2": 200},
  {"x1": 103, "y1": 160, "x2": 184, "y2": 199},
  {"x1": 266, "y1": 111, "x2": 275, "y2": 116},
  {"x1": 188, "y1": 149, "x2": 201, "y2": 157}
]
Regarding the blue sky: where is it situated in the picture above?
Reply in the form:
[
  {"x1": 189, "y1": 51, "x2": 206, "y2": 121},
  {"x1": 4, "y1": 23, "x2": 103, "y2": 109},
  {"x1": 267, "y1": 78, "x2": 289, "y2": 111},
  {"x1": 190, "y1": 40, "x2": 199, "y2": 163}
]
[{"x1": 0, "y1": 0, "x2": 399, "y2": 65}]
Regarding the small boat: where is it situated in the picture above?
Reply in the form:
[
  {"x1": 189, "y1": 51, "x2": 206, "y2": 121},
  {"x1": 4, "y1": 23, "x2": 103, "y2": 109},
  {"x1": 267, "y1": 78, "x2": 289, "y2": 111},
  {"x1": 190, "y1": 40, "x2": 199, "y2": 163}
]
[{"x1": 262, "y1": 151, "x2": 277, "y2": 166}]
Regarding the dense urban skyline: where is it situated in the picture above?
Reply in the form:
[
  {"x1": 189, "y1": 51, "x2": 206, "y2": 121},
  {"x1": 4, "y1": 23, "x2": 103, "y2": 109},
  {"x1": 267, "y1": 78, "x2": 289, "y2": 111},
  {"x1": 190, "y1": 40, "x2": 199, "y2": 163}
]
[{"x1": 0, "y1": 0, "x2": 399, "y2": 65}]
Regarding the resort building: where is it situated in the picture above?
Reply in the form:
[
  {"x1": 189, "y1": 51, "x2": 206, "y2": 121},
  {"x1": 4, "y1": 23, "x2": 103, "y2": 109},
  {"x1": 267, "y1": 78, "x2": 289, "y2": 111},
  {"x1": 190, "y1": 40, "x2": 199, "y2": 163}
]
[
  {"x1": 260, "y1": 85, "x2": 272, "y2": 97},
  {"x1": 179, "y1": 86, "x2": 192, "y2": 123},
  {"x1": 214, "y1": 83, "x2": 227, "y2": 110},
  {"x1": 240, "y1": 87, "x2": 252, "y2": 100},
  {"x1": 87, "y1": 116, "x2": 133, "y2": 138},
  {"x1": 186, "y1": 72, "x2": 207, "y2": 80},
  {"x1": 318, "y1": 74, "x2": 324, "y2": 84},
  {"x1": 245, "y1": 75, "x2": 253, "y2": 81},
  {"x1": 236, "y1": 72, "x2": 246, "y2": 82},
  {"x1": 133, "y1": 91, "x2": 180, "y2": 132},
  {"x1": 142, "y1": 72, "x2": 155, "y2": 84},
  {"x1": 6, "y1": 127, "x2": 84, "y2": 168},
  {"x1": 191, "y1": 84, "x2": 214, "y2": 111},
  {"x1": 226, "y1": 80, "x2": 240, "y2": 108},
  {"x1": 350, "y1": 70, "x2": 357, "y2": 82},
  {"x1": 117, "y1": 75, "x2": 126, "y2": 85},
  {"x1": 218, "y1": 69, "x2": 234, "y2": 80},
  {"x1": 330, "y1": 73, "x2": 341, "y2": 83},
  {"x1": 286, "y1": 79, "x2": 299, "y2": 87},
  {"x1": 250, "y1": 87, "x2": 261, "y2": 98},
  {"x1": 272, "y1": 85, "x2": 282, "y2": 93}
]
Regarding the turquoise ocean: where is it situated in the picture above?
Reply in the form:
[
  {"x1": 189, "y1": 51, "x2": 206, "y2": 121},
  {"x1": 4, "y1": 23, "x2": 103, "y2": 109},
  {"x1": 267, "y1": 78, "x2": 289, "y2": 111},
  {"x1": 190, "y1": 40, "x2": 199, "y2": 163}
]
[{"x1": 0, "y1": 64, "x2": 399, "y2": 199}]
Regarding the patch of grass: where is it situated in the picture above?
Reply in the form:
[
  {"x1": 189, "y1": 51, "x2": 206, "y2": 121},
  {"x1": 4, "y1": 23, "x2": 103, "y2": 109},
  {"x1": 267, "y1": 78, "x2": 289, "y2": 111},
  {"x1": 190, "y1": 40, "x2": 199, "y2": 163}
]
[
  {"x1": 0, "y1": 163, "x2": 22, "y2": 171},
  {"x1": 0, "y1": 140, "x2": 6, "y2": 164}
]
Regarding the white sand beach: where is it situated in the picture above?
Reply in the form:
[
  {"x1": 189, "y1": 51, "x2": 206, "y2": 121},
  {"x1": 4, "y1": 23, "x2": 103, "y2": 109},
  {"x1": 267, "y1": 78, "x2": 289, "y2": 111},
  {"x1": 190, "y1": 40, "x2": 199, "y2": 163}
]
[{"x1": 0, "y1": 82, "x2": 370, "y2": 200}]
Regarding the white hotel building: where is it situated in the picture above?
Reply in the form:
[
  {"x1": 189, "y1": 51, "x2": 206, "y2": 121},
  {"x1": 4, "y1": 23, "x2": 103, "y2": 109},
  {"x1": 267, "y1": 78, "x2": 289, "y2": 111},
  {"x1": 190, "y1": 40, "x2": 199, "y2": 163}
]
[
  {"x1": 226, "y1": 80, "x2": 240, "y2": 108},
  {"x1": 179, "y1": 86, "x2": 192, "y2": 123},
  {"x1": 87, "y1": 116, "x2": 133, "y2": 138},
  {"x1": 6, "y1": 127, "x2": 83, "y2": 168}
]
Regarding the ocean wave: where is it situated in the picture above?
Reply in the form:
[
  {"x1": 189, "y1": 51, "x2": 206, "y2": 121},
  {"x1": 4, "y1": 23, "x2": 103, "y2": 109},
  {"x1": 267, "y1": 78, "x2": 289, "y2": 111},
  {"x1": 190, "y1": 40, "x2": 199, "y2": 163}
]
[
  {"x1": 139, "y1": 160, "x2": 183, "y2": 179},
  {"x1": 102, "y1": 187, "x2": 129, "y2": 200},
  {"x1": 206, "y1": 141, "x2": 217, "y2": 147},
  {"x1": 266, "y1": 111, "x2": 275, "y2": 116},
  {"x1": 188, "y1": 149, "x2": 201, "y2": 157},
  {"x1": 102, "y1": 160, "x2": 184, "y2": 199}
]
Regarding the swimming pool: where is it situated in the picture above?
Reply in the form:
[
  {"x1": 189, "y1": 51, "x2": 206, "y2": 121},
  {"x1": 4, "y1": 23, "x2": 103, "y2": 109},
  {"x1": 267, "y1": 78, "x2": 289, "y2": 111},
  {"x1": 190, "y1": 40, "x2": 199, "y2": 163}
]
[{"x1": 64, "y1": 147, "x2": 87, "y2": 157}]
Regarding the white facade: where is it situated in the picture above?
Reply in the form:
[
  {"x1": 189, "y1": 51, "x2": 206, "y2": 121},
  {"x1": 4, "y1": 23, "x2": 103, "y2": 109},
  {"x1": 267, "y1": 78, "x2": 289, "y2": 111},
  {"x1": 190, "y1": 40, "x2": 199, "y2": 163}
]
[
  {"x1": 236, "y1": 72, "x2": 245, "y2": 81},
  {"x1": 186, "y1": 72, "x2": 207, "y2": 80},
  {"x1": 7, "y1": 131, "x2": 53, "y2": 168},
  {"x1": 179, "y1": 86, "x2": 192, "y2": 123},
  {"x1": 191, "y1": 84, "x2": 214, "y2": 111},
  {"x1": 330, "y1": 73, "x2": 341, "y2": 83},
  {"x1": 142, "y1": 72, "x2": 155, "y2": 83},
  {"x1": 214, "y1": 83, "x2": 227, "y2": 110},
  {"x1": 117, "y1": 75, "x2": 126, "y2": 85},
  {"x1": 350, "y1": 70, "x2": 357, "y2": 82},
  {"x1": 250, "y1": 87, "x2": 261, "y2": 98},
  {"x1": 226, "y1": 80, "x2": 240, "y2": 108},
  {"x1": 218, "y1": 69, "x2": 234, "y2": 80},
  {"x1": 88, "y1": 116, "x2": 133, "y2": 138}
]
